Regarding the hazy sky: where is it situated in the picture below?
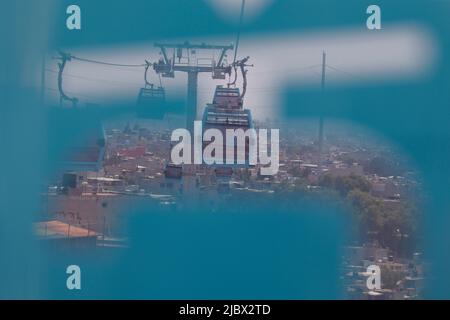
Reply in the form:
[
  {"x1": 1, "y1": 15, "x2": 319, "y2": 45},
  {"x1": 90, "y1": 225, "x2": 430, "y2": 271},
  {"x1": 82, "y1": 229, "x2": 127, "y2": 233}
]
[{"x1": 44, "y1": 22, "x2": 437, "y2": 121}]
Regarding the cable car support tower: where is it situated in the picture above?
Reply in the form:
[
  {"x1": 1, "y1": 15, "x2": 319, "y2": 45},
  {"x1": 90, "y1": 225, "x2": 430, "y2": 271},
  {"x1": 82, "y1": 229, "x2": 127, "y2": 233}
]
[{"x1": 153, "y1": 42, "x2": 234, "y2": 133}]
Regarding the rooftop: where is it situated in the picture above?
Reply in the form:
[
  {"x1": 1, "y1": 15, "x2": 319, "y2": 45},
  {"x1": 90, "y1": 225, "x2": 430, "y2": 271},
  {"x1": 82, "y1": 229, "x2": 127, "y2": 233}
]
[{"x1": 34, "y1": 220, "x2": 98, "y2": 240}]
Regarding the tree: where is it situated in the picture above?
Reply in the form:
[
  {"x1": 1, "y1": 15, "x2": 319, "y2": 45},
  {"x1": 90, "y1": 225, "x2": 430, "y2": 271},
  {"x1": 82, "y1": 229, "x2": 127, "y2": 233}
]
[{"x1": 319, "y1": 174, "x2": 371, "y2": 196}]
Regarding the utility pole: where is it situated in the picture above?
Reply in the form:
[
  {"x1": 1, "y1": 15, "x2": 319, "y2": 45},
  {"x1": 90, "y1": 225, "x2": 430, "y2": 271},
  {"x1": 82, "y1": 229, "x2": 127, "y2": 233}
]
[
  {"x1": 318, "y1": 51, "x2": 326, "y2": 167},
  {"x1": 153, "y1": 42, "x2": 233, "y2": 134},
  {"x1": 187, "y1": 71, "x2": 198, "y2": 132}
]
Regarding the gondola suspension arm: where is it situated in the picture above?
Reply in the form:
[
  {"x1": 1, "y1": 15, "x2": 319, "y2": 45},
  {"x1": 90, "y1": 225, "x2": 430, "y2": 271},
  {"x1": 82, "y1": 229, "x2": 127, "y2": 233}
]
[{"x1": 56, "y1": 51, "x2": 78, "y2": 108}]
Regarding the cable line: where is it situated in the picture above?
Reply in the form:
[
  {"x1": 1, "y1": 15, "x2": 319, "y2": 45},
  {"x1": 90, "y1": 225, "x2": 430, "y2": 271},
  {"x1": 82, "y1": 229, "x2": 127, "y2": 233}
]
[
  {"x1": 228, "y1": 0, "x2": 246, "y2": 87},
  {"x1": 326, "y1": 64, "x2": 368, "y2": 81},
  {"x1": 45, "y1": 68, "x2": 142, "y2": 87},
  {"x1": 251, "y1": 64, "x2": 322, "y2": 75},
  {"x1": 70, "y1": 55, "x2": 147, "y2": 68},
  {"x1": 232, "y1": 0, "x2": 246, "y2": 66}
]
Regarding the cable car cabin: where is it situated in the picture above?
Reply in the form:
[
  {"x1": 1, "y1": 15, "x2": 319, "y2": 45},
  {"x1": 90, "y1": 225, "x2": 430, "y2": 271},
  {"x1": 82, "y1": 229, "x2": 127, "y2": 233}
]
[
  {"x1": 164, "y1": 163, "x2": 182, "y2": 179},
  {"x1": 201, "y1": 85, "x2": 253, "y2": 168},
  {"x1": 201, "y1": 105, "x2": 254, "y2": 168},
  {"x1": 211, "y1": 85, "x2": 243, "y2": 110},
  {"x1": 136, "y1": 86, "x2": 166, "y2": 119}
]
